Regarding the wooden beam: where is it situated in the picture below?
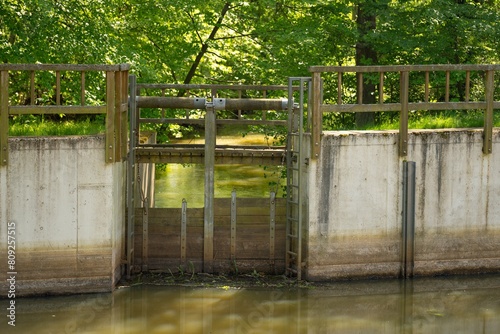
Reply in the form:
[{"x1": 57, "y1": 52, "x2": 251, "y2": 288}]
[
  {"x1": 269, "y1": 191, "x2": 276, "y2": 269},
  {"x1": 320, "y1": 101, "x2": 490, "y2": 113},
  {"x1": 203, "y1": 100, "x2": 216, "y2": 273},
  {"x1": 0, "y1": 71, "x2": 8, "y2": 165},
  {"x1": 484, "y1": 70, "x2": 494, "y2": 154},
  {"x1": 311, "y1": 72, "x2": 322, "y2": 159},
  {"x1": 399, "y1": 71, "x2": 409, "y2": 156},
  {"x1": 142, "y1": 200, "x2": 149, "y2": 272},
  {"x1": 9, "y1": 105, "x2": 109, "y2": 115},
  {"x1": 230, "y1": 190, "x2": 236, "y2": 261},
  {"x1": 181, "y1": 199, "x2": 187, "y2": 266},
  {"x1": 106, "y1": 71, "x2": 115, "y2": 163}
]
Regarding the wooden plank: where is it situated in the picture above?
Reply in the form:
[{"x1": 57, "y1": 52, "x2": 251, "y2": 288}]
[
  {"x1": 0, "y1": 63, "x2": 131, "y2": 71},
  {"x1": 114, "y1": 71, "x2": 122, "y2": 161},
  {"x1": 0, "y1": 71, "x2": 8, "y2": 165},
  {"x1": 310, "y1": 64, "x2": 500, "y2": 73},
  {"x1": 379, "y1": 72, "x2": 384, "y2": 103},
  {"x1": 106, "y1": 71, "x2": 115, "y2": 163},
  {"x1": 203, "y1": 100, "x2": 216, "y2": 273},
  {"x1": 121, "y1": 72, "x2": 129, "y2": 160},
  {"x1": 181, "y1": 199, "x2": 187, "y2": 265},
  {"x1": 269, "y1": 192, "x2": 276, "y2": 267},
  {"x1": 399, "y1": 71, "x2": 409, "y2": 156},
  {"x1": 484, "y1": 70, "x2": 494, "y2": 154},
  {"x1": 320, "y1": 102, "x2": 489, "y2": 113},
  {"x1": 311, "y1": 72, "x2": 322, "y2": 159},
  {"x1": 9, "y1": 105, "x2": 111, "y2": 115},
  {"x1": 230, "y1": 190, "x2": 236, "y2": 261},
  {"x1": 142, "y1": 201, "x2": 149, "y2": 271}
]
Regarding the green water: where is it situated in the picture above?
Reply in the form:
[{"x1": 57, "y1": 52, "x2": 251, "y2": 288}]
[
  {"x1": 155, "y1": 164, "x2": 285, "y2": 208},
  {"x1": 3, "y1": 275, "x2": 500, "y2": 333}
]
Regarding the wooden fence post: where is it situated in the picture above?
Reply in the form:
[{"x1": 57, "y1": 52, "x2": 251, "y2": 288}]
[
  {"x1": 230, "y1": 190, "x2": 237, "y2": 262},
  {"x1": 311, "y1": 72, "x2": 322, "y2": 159},
  {"x1": 399, "y1": 71, "x2": 409, "y2": 156},
  {"x1": 106, "y1": 71, "x2": 116, "y2": 163},
  {"x1": 484, "y1": 70, "x2": 494, "y2": 154},
  {"x1": 0, "y1": 71, "x2": 8, "y2": 165}
]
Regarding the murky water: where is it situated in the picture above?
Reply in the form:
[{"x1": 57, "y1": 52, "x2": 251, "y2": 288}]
[
  {"x1": 155, "y1": 134, "x2": 285, "y2": 208},
  {"x1": 3, "y1": 275, "x2": 500, "y2": 333},
  {"x1": 155, "y1": 164, "x2": 284, "y2": 208}
]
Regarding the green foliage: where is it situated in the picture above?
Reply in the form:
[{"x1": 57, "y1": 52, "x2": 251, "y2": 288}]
[{"x1": 2, "y1": 0, "x2": 500, "y2": 135}]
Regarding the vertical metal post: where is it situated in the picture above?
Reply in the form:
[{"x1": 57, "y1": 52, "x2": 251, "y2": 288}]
[
  {"x1": 483, "y1": 70, "x2": 494, "y2": 154},
  {"x1": 126, "y1": 74, "x2": 137, "y2": 278},
  {"x1": 203, "y1": 97, "x2": 216, "y2": 273},
  {"x1": 230, "y1": 189, "x2": 236, "y2": 261},
  {"x1": 181, "y1": 198, "x2": 187, "y2": 267},
  {"x1": 0, "y1": 71, "x2": 8, "y2": 166},
  {"x1": 402, "y1": 161, "x2": 416, "y2": 278},
  {"x1": 399, "y1": 71, "x2": 409, "y2": 157}
]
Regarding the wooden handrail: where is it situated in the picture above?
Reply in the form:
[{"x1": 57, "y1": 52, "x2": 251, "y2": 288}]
[
  {"x1": 309, "y1": 64, "x2": 500, "y2": 158},
  {"x1": 0, "y1": 64, "x2": 129, "y2": 165}
]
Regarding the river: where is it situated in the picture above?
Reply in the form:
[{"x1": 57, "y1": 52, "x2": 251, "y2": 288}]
[{"x1": 3, "y1": 275, "x2": 500, "y2": 333}]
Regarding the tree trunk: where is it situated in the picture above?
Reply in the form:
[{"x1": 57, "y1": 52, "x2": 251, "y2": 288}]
[
  {"x1": 355, "y1": 3, "x2": 377, "y2": 128},
  {"x1": 179, "y1": 2, "x2": 231, "y2": 97}
]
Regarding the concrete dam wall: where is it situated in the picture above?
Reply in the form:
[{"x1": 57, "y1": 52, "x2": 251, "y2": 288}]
[
  {"x1": 1, "y1": 129, "x2": 499, "y2": 295},
  {"x1": 307, "y1": 128, "x2": 500, "y2": 280},
  {"x1": 0, "y1": 136, "x2": 125, "y2": 296}
]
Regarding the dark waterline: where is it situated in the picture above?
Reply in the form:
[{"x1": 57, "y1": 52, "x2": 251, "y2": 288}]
[{"x1": 3, "y1": 275, "x2": 500, "y2": 333}]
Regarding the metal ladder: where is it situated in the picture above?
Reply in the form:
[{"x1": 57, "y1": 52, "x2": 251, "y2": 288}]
[{"x1": 285, "y1": 77, "x2": 310, "y2": 280}]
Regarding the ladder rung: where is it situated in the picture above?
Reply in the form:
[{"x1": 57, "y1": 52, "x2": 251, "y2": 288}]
[
  {"x1": 287, "y1": 217, "x2": 299, "y2": 222},
  {"x1": 287, "y1": 200, "x2": 299, "y2": 205},
  {"x1": 287, "y1": 234, "x2": 298, "y2": 238},
  {"x1": 286, "y1": 267, "x2": 298, "y2": 274},
  {"x1": 287, "y1": 250, "x2": 297, "y2": 257}
]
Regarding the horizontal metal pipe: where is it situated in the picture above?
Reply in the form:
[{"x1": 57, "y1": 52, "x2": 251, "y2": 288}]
[
  {"x1": 137, "y1": 96, "x2": 206, "y2": 109},
  {"x1": 137, "y1": 96, "x2": 289, "y2": 111}
]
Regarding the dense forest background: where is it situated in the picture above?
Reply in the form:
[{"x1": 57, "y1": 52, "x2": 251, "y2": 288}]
[
  {"x1": 1, "y1": 0, "x2": 500, "y2": 134},
  {"x1": 2, "y1": 0, "x2": 499, "y2": 84}
]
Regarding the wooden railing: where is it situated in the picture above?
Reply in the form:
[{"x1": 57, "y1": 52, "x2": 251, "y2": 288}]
[
  {"x1": 309, "y1": 65, "x2": 500, "y2": 157},
  {"x1": 0, "y1": 64, "x2": 130, "y2": 165}
]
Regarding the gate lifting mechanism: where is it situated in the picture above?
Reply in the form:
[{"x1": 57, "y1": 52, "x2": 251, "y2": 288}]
[{"x1": 125, "y1": 75, "x2": 310, "y2": 279}]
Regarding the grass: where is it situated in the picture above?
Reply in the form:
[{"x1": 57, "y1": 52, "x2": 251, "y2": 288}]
[
  {"x1": 7, "y1": 110, "x2": 500, "y2": 136},
  {"x1": 360, "y1": 110, "x2": 500, "y2": 131},
  {"x1": 9, "y1": 118, "x2": 105, "y2": 136}
]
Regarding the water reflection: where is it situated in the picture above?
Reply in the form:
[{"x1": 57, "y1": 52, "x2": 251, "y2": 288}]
[
  {"x1": 155, "y1": 164, "x2": 284, "y2": 208},
  {"x1": 4, "y1": 275, "x2": 500, "y2": 333}
]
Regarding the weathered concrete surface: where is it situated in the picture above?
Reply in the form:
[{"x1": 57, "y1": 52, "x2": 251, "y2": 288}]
[
  {"x1": 307, "y1": 128, "x2": 500, "y2": 280},
  {"x1": 0, "y1": 136, "x2": 125, "y2": 296}
]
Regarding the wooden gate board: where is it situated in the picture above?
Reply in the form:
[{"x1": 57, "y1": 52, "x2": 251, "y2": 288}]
[{"x1": 133, "y1": 198, "x2": 286, "y2": 274}]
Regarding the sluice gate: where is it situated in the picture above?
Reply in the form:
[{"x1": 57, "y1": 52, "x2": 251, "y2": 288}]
[{"x1": 126, "y1": 77, "x2": 310, "y2": 278}]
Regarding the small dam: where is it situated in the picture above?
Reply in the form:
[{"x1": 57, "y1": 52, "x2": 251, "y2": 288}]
[{"x1": 0, "y1": 63, "x2": 499, "y2": 296}]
